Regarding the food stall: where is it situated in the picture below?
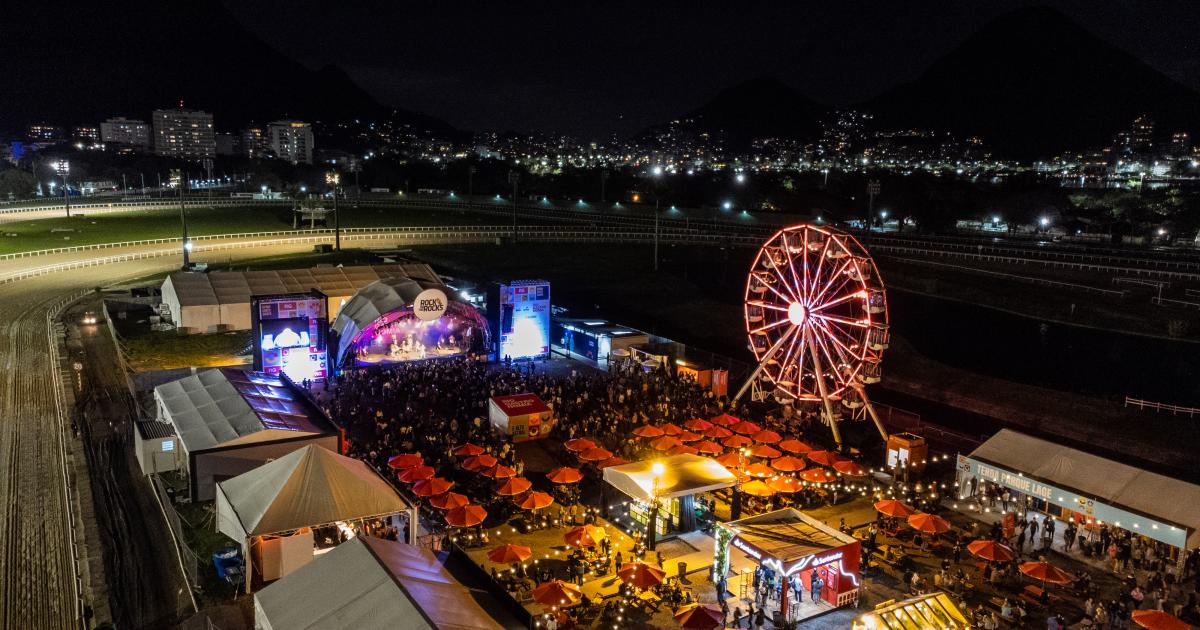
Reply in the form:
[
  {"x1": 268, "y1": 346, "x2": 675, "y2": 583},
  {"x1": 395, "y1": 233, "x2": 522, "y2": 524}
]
[
  {"x1": 852, "y1": 591, "x2": 969, "y2": 629},
  {"x1": 602, "y1": 454, "x2": 737, "y2": 542},
  {"x1": 488, "y1": 393, "x2": 554, "y2": 443}
]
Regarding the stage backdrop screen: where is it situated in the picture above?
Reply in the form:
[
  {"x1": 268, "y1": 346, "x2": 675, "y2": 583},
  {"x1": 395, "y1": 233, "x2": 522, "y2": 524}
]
[
  {"x1": 252, "y1": 293, "x2": 329, "y2": 382},
  {"x1": 496, "y1": 280, "x2": 550, "y2": 360}
]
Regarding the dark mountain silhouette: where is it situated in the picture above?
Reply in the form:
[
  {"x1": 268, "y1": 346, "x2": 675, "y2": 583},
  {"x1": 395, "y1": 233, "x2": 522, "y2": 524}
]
[
  {"x1": 0, "y1": 0, "x2": 454, "y2": 135},
  {"x1": 862, "y1": 6, "x2": 1200, "y2": 157},
  {"x1": 640, "y1": 78, "x2": 829, "y2": 150}
]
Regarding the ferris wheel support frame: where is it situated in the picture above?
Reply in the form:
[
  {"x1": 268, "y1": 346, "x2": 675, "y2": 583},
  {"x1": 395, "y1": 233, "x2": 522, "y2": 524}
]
[
  {"x1": 855, "y1": 384, "x2": 890, "y2": 442},
  {"x1": 731, "y1": 326, "x2": 794, "y2": 405},
  {"x1": 809, "y1": 341, "x2": 844, "y2": 449}
]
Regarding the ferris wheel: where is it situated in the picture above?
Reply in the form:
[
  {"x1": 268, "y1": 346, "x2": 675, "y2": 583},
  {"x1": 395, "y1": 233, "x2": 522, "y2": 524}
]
[{"x1": 736, "y1": 224, "x2": 891, "y2": 449}]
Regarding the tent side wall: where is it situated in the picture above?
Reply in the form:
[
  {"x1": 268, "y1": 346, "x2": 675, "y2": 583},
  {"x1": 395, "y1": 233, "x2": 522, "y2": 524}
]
[
  {"x1": 161, "y1": 276, "x2": 183, "y2": 327},
  {"x1": 192, "y1": 435, "x2": 339, "y2": 502}
]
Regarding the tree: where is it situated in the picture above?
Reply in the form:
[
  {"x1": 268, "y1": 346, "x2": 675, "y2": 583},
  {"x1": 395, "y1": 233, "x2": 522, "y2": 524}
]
[{"x1": 0, "y1": 168, "x2": 36, "y2": 200}]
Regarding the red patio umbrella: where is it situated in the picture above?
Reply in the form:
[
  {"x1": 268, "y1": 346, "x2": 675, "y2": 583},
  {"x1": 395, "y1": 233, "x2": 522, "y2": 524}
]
[
  {"x1": 771, "y1": 455, "x2": 807, "y2": 472},
  {"x1": 730, "y1": 420, "x2": 763, "y2": 435},
  {"x1": 723, "y1": 435, "x2": 753, "y2": 449},
  {"x1": 516, "y1": 491, "x2": 555, "y2": 511},
  {"x1": 631, "y1": 424, "x2": 665, "y2": 438},
  {"x1": 445, "y1": 504, "x2": 488, "y2": 527},
  {"x1": 483, "y1": 464, "x2": 518, "y2": 479},
  {"x1": 777, "y1": 439, "x2": 813, "y2": 454},
  {"x1": 832, "y1": 458, "x2": 867, "y2": 476},
  {"x1": 713, "y1": 452, "x2": 741, "y2": 468},
  {"x1": 907, "y1": 513, "x2": 952, "y2": 534},
  {"x1": 397, "y1": 465, "x2": 435, "y2": 483},
  {"x1": 676, "y1": 430, "x2": 702, "y2": 442},
  {"x1": 564, "y1": 524, "x2": 606, "y2": 548},
  {"x1": 1132, "y1": 610, "x2": 1192, "y2": 630},
  {"x1": 744, "y1": 462, "x2": 775, "y2": 478},
  {"x1": 428, "y1": 492, "x2": 470, "y2": 510},
  {"x1": 749, "y1": 444, "x2": 782, "y2": 459},
  {"x1": 806, "y1": 450, "x2": 838, "y2": 467},
  {"x1": 674, "y1": 603, "x2": 725, "y2": 630},
  {"x1": 767, "y1": 476, "x2": 804, "y2": 493},
  {"x1": 740, "y1": 479, "x2": 776, "y2": 497},
  {"x1": 658, "y1": 422, "x2": 683, "y2": 436},
  {"x1": 752, "y1": 429, "x2": 782, "y2": 444},
  {"x1": 684, "y1": 418, "x2": 713, "y2": 432},
  {"x1": 412, "y1": 477, "x2": 454, "y2": 497},
  {"x1": 533, "y1": 580, "x2": 582, "y2": 607},
  {"x1": 800, "y1": 468, "x2": 838, "y2": 484},
  {"x1": 618, "y1": 561, "x2": 667, "y2": 589},
  {"x1": 452, "y1": 443, "x2": 485, "y2": 457},
  {"x1": 704, "y1": 425, "x2": 734, "y2": 439},
  {"x1": 873, "y1": 499, "x2": 915, "y2": 518},
  {"x1": 578, "y1": 446, "x2": 614, "y2": 462},
  {"x1": 564, "y1": 438, "x2": 596, "y2": 452},
  {"x1": 546, "y1": 467, "x2": 583, "y2": 484},
  {"x1": 496, "y1": 477, "x2": 533, "y2": 496},
  {"x1": 387, "y1": 453, "x2": 423, "y2": 470},
  {"x1": 968, "y1": 540, "x2": 1015, "y2": 562},
  {"x1": 462, "y1": 454, "x2": 498, "y2": 471},
  {"x1": 692, "y1": 440, "x2": 723, "y2": 455},
  {"x1": 649, "y1": 436, "x2": 683, "y2": 452},
  {"x1": 488, "y1": 543, "x2": 532, "y2": 564},
  {"x1": 596, "y1": 456, "x2": 629, "y2": 469},
  {"x1": 1019, "y1": 561, "x2": 1073, "y2": 586},
  {"x1": 709, "y1": 413, "x2": 739, "y2": 427},
  {"x1": 668, "y1": 444, "x2": 699, "y2": 456}
]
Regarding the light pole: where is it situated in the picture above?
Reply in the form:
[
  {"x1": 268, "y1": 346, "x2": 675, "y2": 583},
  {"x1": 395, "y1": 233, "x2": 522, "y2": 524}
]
[
  {"x1": 600, "y1": 170, "x2": 609, "y2": 203},
  {"x1": 54, "y1": 160, "x2": 70, "y2": 217},
  {"x1": 647, "y1": 462, "x2": 664, "y2": 551},
  {"x1": 326, "y1": 171, "x2": 341, "y2": 251},
  {"x1": 866, "y1": 179, "x2": 880, "y2": 230},
  {"x1": 177, "y1": 170, "x2": 190, "y2": 269},
  {"x1": 508, "y1": 170, "x2": 520, "y2": 241},
  {"x1": 649, "y1": 167, "x2": 664, "y2": 272},
  {"x1": 467, "y1": 165, "x2": 476, "y2": 202}
]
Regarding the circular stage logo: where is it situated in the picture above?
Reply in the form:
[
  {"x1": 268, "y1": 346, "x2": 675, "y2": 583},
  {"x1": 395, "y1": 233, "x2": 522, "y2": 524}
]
[{"x1": 413, "y1": 288, "x2": 448, "y2": 321}]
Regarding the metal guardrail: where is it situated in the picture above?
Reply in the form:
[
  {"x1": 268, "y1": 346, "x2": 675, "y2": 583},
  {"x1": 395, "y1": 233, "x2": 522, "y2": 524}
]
[
  {"x1": 882, "y1": 255, "x2": 1129, "y2": 297},
  {"x1": 1124, "y1": 397, "x2": 1200, "y2": 418},
  {"x1": 870, "y1": 242, "x2": 1200, "y2": 281},
  {"x1": 1150, "y1": 296, "x2": 1200, "y2": 310}
]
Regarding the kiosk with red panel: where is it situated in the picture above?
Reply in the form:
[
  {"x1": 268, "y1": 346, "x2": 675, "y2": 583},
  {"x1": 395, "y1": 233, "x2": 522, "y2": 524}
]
[
  {"x1": 714, "y1": 508, "x2": 861, "y2": 623},
  {"x1": 488, "y1": 393, "x2": 555, "y2": 443}
]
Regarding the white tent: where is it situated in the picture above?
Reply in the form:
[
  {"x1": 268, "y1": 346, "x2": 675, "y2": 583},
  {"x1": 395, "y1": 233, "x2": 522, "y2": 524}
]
[
  {"x1": 970, "y1": 429, "x2": 1200, "y2": 548},
  {"x1": 602, "y1": 454, "x2": 737, "y2": 502},
  {"x1": 254, "y1": 536, "x2": 502, "y2": 630}
]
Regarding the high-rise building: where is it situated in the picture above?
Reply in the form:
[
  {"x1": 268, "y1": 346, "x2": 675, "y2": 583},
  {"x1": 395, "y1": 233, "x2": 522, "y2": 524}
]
[
  {"x1": 73, "y1": 126, "x2": 100, "y2": 142},
  {"x1": 1131, "y1": 115, "x2": 1154, "y2": 152},
  {"x1": 268, "y1": 120, "x2": 314, "y2": 164},
  {"x1": 27, "y1": 124, "x2": 63, "y2": 142},
  {"x1": 241, "y1": 125, "x2": 270, "y2": 158},
  {"x1": 100, "y1": 117, "x2": 151, "y2": 150},
  {"x1": 152, "y1": 108, "x2": 215, "y2": 160},
  {"x1": 1169, "y1": 132, "x2": 1191, "y2": 156}
]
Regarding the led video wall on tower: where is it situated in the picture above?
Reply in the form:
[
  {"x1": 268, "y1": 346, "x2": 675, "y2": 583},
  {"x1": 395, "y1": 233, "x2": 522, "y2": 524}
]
[
  {"x1": 252, "y1": 291, "x2": 329, "y2": 382},
  {"x1": 489, "y1": 280, "x2": 551, "y2": 360}
]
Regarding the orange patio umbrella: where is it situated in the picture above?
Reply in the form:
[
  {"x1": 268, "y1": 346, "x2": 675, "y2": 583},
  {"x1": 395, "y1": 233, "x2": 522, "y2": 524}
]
[
  {"x1": 533, "y1": 580, "x2": 582, "y2": 607},
  {"x1": 674, "y1": 603, "x2": 725, "y2": 630},
  {"x1": 618, "y1": 561, "x2": 666, "y2": 589},
  {"x1": 412, "y1": 477, "x2": 455, "y2": 497},
  {"x1": 709, "y1": 413, "x2": 739, "y2": 427},
  {"x1": 806, "y1": 450, "x2": 838, "y2": 467},
  {"x1": 907, "y1": 513, "x2": 952, "y2": 534},
  {"x1": 462, "y1": 454, "x2": 498, "y2": 471},
  {"x1": 496, "y1": 477, "x2": 533, "y2": 496},
  {"x1": 767, "y1": 476, "x2": 805, "y2": 493},
  {"x1": 546, "y1": 467, "x2": 583, "y2": 484},
  {"x1": 1132, "y1": 610, "x2": 1192, "y2": 630},
  {"x1": 684, "y1": 418, "x2": 713, "y2": 432},
  {"x1": 723, "y1": 435, "x2": 753, "y2": 449},
  {"x1": 658, "y1": 422, "x2": 683, "y2": 435},
  {"x1": 832, "y1": 458, "x2": 867, "y2": 476},
  {"x1": 873, "y1": 499, "x2": 915, "y2": 518},
  {"x1": 771, "y1": 455, "x2": 807, "y2": 472},
  {"x1": 564, "y1": 437, "x2": 596, "y2": 452},
  {"x1": 744, "y1": 462, "x2": 775, "y2": 478},
  {"x1": 752, "y1": 429, "x2": 782, "y2": 444},
  {"x1": 800, "y1": 468, "x2": 838, "y2": 484},
  {"x1": 730, "y1": 420, "x2": 763, "y2": 435},
  {"x1": 713, "y1": 452, "x2": 741, "y2": 468},
  {"x1": 705, "y1": 425, "x2": 734, "y2": 439},
  {"x1": 1019, "y1": 561, "x2": 1073, "y2": 586},
  {"x1": 968, "y1": 540, "x2": 1015, "y2": 562},
  {"x1": 397, "y1": 465, "x2": 435, "y2": 483},
  {"x1": 564, "y1": 524, "x2": 606, "y2": 548},
  {"x1": 445, "y1": 504, "x2": 488, "y2": 527},
  {"x1": 668, "y1": 444, "x2": 699, "y2": 456},
  {"x1": 517, "y1": 491, "x2": 555, "y2": 511},
  {"x1": 650, "y1": 436, "x2": 683, "y2": 452},
  {"x1": 676, "y1": 430, "x2": 703, "y2": 442},
  {"x1": 631, "y1": 424, "x2": 665, "y2": 438},
  {"x1": 452, "y1": 443, "x2": 485, "y2": 457},
  {"x1": 387, "y1": 453, "x2": 423, "y2": 469},
  {"x1": 749, "y1": 444, "x2": 782, "y2": 459},
  {"x1": 777, "y1": 439, "x2": 813, "y2": 454},
  {"x1": 578, "y1": 446, "x2": 614, "y2": 462},
  {"x1": 740, "y1": 479, "x2": 776, "y2": 497},
  {"x1": 488, "y1": 543, "x2": 533, "y2": 564},
  {"x1": 428, "y1": 491, "x2": 470, "y2": 510},
  {"x1": 693, "y1": 440, "x2": 723, "y2": 455},
  {"x1": 483, "y1": 464, "x2": 518, "y2": 479},
  {"x1": 596, "y1": 456, "x2": 630, "y2": 469}
]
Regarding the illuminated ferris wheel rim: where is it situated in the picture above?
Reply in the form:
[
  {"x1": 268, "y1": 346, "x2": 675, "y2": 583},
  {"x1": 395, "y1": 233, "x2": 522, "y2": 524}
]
[{"x1": 743, "y1": 223, "x2": 888, "y2": 404}]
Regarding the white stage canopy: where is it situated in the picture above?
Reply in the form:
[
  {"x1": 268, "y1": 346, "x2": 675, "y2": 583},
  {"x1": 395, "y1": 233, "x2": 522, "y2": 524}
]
[{"x1": 602, "y1": 454, "x2": 736, "y2": 502}]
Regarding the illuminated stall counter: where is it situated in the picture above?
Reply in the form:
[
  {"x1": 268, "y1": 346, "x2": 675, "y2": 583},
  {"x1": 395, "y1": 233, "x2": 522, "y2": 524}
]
[{"x1": 853, "y1": 591, "x2": 969, "y2": 630}]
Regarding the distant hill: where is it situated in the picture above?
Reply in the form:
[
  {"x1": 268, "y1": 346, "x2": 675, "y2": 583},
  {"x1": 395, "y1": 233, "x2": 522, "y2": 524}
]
[
  {"x1": 0, "y1": 0, "x2": 454, "y2": 135},
  {"x1": 862, "y1": 6, "x2": 1200, "y2": 158},
  {"x1": 640, "y1": 78, "x2": 829, "y2": 151}
]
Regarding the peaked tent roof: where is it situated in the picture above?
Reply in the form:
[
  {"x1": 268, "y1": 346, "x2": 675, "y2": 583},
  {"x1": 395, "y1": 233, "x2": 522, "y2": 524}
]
[
  {"x1": 217, "y1": 445, "x2": 410, "y2": 540},
  {"x1": 254, "y1": 536, "x2": 502, "y2": 630},
  {"x1": 602, "y1": 454, "x2": 737, "y2": 502}
]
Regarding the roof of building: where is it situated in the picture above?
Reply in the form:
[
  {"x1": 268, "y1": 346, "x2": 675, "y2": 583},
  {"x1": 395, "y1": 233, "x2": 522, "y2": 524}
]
[
  {"x1": 854, "y1": 591, "x2": 968, "y2": 630},
  {"x1": 254, "y1": 536, "x2": 501, "y2": 630},
  {"x1": 602, "y1": 454, "x2": 737, "y2": 502},
  {"x1": 154, "y1": 368, "x2": 333, "y2": 452},
  {"x1": 135, "y1": 420, "x2": 177, "y2": 440},
  {"x1": 164, "y1": 264, "x2": 442, "y2": 308},
  {"x1": 723, "y1": 508, "x2": 857, "y2": 564},
  {"x1": 490, "y1": 393, "x2": 551, "y2": 416}
]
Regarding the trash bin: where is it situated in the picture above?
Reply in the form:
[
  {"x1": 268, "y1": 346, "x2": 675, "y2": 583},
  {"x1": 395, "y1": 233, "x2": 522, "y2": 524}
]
[{"x1": 678, "y1": 561, "x2": 687, "y2": 578}]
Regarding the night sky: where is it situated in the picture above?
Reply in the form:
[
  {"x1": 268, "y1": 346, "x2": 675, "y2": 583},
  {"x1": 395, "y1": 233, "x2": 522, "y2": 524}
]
[{"x1": 226, "y1": 0, "x2": 1200, "y2": 136}]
